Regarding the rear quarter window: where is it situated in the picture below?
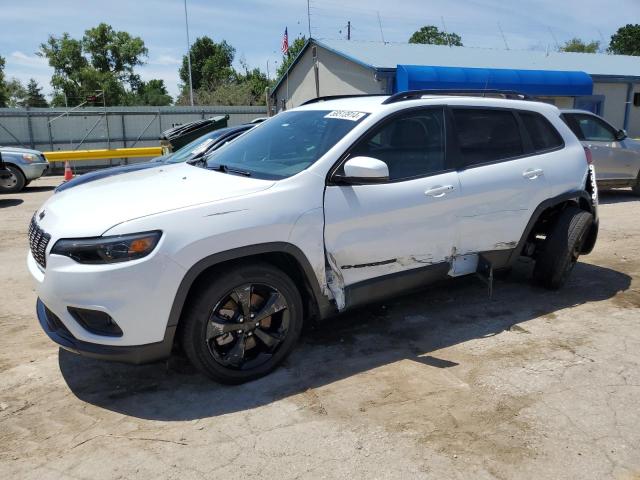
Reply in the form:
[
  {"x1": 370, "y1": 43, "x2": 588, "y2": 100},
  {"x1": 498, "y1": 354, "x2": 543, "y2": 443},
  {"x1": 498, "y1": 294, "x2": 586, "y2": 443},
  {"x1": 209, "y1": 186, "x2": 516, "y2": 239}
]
[{"x1": 520, "y1": 111, "x2": 564, "y2": 152}]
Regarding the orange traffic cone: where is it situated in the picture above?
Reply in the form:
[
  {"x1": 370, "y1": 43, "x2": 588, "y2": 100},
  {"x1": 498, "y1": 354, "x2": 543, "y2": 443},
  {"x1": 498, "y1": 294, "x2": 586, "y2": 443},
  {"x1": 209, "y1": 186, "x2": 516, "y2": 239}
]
[{"x1": 64, "y1": 161, "x2": 73, "y2": 181}]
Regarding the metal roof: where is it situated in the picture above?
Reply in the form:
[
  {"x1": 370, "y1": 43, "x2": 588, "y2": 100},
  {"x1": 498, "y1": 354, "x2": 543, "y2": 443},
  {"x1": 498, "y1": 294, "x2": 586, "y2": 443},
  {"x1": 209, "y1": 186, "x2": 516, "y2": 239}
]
[{"x1": 316, "y1": 39, "x2": 640, "y2": 79}]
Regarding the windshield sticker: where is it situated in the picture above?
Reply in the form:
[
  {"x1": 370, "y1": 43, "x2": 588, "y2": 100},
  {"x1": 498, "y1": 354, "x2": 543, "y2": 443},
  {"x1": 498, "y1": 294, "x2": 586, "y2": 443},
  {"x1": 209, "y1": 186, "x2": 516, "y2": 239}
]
[{"x1": 324, "y1": 110, "x2": 366, "y2": 121}]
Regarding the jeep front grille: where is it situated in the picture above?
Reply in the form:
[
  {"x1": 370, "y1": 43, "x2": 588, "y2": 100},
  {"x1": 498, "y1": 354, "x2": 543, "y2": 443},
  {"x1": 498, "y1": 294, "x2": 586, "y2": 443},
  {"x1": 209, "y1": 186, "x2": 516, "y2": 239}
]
[{"x1": 28, "y1": 215, "x2": 51, "y2": 268}]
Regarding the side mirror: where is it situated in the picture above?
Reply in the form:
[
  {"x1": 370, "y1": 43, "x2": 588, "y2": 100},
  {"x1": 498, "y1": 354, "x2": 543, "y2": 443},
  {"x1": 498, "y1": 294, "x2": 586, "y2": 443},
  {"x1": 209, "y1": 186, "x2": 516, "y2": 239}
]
[
  {"x1": 334, "y1": 156, "x2": 389, "y2": 184},
  {"x1": 616, "y1": 129, "x2": 627, "y2": 141}
]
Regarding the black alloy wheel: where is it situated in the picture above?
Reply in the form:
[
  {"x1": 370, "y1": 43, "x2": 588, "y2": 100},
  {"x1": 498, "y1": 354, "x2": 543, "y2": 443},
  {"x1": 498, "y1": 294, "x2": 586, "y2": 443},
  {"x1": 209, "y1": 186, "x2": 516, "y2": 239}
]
[
  {"x1": 181, "y1": 263, "x2": 303, "y2": 384},
  {"x1": 206, "y1": 283, "x2": 290, "y2": 370}
]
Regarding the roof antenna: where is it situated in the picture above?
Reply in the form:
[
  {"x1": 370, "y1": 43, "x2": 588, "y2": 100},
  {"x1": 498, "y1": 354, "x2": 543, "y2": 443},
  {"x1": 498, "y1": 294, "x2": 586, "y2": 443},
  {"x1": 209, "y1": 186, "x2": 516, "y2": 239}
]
[
  {"x1": 498, "y1": 22, "x2": 510, "y2": 50},
  {"x1": 376, "y1": 11, "x2": 385, "y2": 43}
]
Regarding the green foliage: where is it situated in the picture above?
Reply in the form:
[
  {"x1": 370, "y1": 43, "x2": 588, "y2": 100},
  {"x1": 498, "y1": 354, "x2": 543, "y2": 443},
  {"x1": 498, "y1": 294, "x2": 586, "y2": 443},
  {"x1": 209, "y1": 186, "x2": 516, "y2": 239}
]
[
  {"x1": 128, "y1": 79, "x2": 172, "y2": 106},
  {"x1": 24, "y1": 79, "x2": 49, "y2": 107},
  {"x1": 0, "y1": 56, "x2": 7, "y2": 107},
  {"x1": 180, "y1": 37, "x2": 235, "y2": 91},
  {"x1": 608, "y1": 24, "x2": 640, "y2": 56},
  {"x1": 39, "y1": 23, "x2": 149, "y2": 106},
  {"x1": 5, "y1": 78, "x2": 27, "y2": 107},
  {"x1": 559, "y1": 38, "x2": 600, "y2": 53},
  {"x1": 177, "y1": 36, "x2": 268, "y2": 106},
  {"x1": 409, "y1": 26, "x2": 463, "y2": 46},
  {"x1": 276, "y1": 36, "x2": 306, "y2": 79}
]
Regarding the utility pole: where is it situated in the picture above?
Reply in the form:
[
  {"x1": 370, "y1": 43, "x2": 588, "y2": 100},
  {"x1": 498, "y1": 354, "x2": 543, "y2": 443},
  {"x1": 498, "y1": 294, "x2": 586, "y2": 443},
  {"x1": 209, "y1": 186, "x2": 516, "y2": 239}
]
[
  {"x1": 347, "y1": 21, "x2": 351, "y2": 40},
  {"x1": 184, "y1": 0, "x2": 194, "y2": 106},
  {"x1": 498, "y1": 22, "x2": 510, "y2": 50},
  {"x1": 307, "y1": 0, "x2": 311, "y2": 38},
  {"x1": 98, "y1": 89, "x2": 110, "y2": 150},
  {"x1": 376, "y1": 12, "x2": 385, "y2": 43}
]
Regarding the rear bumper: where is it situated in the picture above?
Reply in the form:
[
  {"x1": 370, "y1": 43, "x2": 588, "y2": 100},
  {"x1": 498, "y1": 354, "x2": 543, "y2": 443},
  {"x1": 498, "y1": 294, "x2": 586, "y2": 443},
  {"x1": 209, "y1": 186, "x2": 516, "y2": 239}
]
[{"x1": 37, "y1": 298, "x2": 175, "y2": 364}]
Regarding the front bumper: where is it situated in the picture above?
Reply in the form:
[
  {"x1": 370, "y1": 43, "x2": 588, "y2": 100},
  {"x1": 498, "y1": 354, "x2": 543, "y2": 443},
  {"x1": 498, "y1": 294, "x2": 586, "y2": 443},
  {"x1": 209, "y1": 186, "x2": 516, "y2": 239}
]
[
  {"x1": 22, "y1": 162, "x2": 49, "y2": 180},
  {"x1": 37, "y1": 298, "x2": 175, "y2": 364}
]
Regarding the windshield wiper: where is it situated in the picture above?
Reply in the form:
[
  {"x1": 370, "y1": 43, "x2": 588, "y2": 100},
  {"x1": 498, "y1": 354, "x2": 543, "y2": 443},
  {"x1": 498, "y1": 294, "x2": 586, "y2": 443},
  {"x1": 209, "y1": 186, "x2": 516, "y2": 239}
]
[{"x1": 206, "y1": 163, "x2": 252, "y2": 176}]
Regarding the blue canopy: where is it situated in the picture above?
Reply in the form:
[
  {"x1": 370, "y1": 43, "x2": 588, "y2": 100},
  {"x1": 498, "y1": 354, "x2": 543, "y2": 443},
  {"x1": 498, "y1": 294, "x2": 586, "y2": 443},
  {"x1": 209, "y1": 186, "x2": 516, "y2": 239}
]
[{"x1": 395, "y1": 64, "x2": 593, "y2": 96}]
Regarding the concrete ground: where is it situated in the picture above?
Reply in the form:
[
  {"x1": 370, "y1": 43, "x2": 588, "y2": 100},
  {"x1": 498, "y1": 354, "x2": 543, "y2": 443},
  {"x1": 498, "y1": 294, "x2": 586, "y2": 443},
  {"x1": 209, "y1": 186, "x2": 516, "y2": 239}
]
[{"x1": 1, "y1": 176, "x2": 639, "y2": 480}]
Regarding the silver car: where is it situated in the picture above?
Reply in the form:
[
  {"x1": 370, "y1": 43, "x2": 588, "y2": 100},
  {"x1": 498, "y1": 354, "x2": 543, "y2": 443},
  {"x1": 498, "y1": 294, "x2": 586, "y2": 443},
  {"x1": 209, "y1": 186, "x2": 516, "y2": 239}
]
[
  {"x1": 561, "y1": 109, "x2": 640, "y2": 194},
  {"x1": 0, "y1": 147, "x2": 50, "y2": 193}
]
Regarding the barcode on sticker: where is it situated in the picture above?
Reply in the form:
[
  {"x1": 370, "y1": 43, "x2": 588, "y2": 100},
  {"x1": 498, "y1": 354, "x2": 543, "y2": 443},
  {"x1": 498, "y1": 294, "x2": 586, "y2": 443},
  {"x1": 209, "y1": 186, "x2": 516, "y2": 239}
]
[{"x1": 324, "y1": 110, "x2": 366, "y2": 121}]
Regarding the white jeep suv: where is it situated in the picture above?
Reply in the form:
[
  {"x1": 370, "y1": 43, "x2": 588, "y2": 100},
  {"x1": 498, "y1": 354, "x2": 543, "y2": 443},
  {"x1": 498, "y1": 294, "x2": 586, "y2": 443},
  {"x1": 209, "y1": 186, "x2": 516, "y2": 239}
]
[{"x1": 28, "y1": 91, "x2": 599, "y2": 383}]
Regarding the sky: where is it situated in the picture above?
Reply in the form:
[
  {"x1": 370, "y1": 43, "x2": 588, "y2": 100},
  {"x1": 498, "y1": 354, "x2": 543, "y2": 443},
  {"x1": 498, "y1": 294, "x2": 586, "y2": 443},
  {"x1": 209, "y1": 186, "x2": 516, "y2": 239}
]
[{"x1": 1, "y1": 0, "x2": 639, "y2": 100}]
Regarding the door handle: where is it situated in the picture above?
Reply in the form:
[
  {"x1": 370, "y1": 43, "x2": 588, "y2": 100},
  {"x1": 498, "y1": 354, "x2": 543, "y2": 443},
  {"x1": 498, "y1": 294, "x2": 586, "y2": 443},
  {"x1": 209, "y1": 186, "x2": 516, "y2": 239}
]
[
  {"x1": 522, "y1": 168, "x2": 544, "y2": 180},
  {"x1": 425, "y1": 185, "x2": 455, "y2": 197}
]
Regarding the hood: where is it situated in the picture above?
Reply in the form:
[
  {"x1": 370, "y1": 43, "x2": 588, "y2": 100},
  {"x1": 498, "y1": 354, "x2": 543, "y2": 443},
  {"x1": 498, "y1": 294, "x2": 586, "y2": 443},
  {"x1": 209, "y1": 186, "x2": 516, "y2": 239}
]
[
  {"x1": 37, "y1": 163, "x2": 275, "y2": 237},
  {"x1": 1, "y1": 146, "x2": 43, "y2": 156},
  {"x1": 55, "y1": 162, "x2": 162, "y2": 193}
]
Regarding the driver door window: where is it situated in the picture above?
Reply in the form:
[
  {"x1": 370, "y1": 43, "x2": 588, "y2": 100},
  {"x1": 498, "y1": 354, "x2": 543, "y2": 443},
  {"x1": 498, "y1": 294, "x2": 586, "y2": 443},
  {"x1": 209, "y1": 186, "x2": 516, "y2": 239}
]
[
  {"x1": 573, "y1": 114, "x2": 616, "y2": 142},
  {"x1": 349, "y1": 108, "x2": 446, "y2": 180}
]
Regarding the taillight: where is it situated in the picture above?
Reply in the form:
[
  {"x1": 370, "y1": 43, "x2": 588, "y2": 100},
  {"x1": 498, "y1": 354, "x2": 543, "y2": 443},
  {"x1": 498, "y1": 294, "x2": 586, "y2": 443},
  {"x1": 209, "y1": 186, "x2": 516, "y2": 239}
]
[{"x1": 583, "y1": 146, "x2": 593, "y2": 165}]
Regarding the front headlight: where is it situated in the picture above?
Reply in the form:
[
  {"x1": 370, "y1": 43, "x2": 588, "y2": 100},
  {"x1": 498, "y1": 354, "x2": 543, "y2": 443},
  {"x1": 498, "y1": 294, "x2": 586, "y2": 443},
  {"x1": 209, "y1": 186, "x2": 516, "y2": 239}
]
[
  {"x1": 22, "y1": 153, "x2": 36, "y2": 162},
  {"x1": 51, "y1": 231, "x2": 162, "y2": 264}
]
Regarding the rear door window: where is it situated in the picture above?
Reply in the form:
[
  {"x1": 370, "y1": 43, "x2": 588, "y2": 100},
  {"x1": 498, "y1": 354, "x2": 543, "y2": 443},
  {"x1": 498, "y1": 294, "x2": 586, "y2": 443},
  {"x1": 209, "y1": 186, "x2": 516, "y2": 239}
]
[
  {"x1": 452, "y1": 108, "x2": 523, "y2": 167},
  {"x1": 519, "y1": 112, "x2": 563, "y2": 152}
]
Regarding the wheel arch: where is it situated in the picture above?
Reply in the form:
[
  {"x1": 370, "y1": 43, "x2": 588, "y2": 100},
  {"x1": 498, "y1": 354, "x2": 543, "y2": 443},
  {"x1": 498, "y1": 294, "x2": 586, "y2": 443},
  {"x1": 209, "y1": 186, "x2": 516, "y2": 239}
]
[
  {"x1": 167, "y1": 242, "x2": 334, "y2": 333},
  {"x1": 4, "y1": 162, "x2": 25, "y2": 177},
  {"x1": 508, "y1": 189, "x2": 597, "y2": 264}
]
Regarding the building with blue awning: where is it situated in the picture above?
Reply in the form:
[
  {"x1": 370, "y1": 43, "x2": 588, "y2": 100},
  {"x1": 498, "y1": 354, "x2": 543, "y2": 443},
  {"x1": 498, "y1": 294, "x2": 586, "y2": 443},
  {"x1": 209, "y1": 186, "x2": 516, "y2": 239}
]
[{"x1": 271, "y1": 38, "x2": 640, "y2": 136}]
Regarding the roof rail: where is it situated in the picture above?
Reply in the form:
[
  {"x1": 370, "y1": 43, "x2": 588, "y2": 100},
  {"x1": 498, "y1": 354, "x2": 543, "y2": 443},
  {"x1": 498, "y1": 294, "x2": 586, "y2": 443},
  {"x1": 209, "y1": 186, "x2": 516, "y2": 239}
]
[
  {"x1": 382, "y1": 89, "x2": 533, "y2": 105},
  {"x1": 301, "y1": 94, "x2": 387, "y2": 106}
]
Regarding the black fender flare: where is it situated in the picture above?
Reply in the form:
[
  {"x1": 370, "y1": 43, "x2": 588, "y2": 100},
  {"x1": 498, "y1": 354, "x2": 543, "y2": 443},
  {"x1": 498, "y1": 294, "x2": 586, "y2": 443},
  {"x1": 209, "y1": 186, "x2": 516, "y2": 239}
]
[
  {"x1": 166, "y1": 242, "x2": 333, "y2": 330},
  {"x1": 508, "y1": 189, "x2": 598, "y2": 265}
]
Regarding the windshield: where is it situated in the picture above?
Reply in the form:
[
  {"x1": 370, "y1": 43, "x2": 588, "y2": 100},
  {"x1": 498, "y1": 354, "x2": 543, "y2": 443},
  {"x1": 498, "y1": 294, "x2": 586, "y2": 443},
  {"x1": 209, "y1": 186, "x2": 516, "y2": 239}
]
[
  {"x1": 204, "y1": 110, "x2": 368, "y2": 179},
  {"x1": 166, "y1": 129, "x2": 228, "y2": 163}
]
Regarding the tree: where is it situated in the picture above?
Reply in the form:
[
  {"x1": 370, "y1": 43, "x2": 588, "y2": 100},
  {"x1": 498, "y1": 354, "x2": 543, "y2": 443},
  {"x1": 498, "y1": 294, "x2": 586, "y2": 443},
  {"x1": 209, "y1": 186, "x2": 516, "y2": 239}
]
[
  {"x1": 129, "y1": 79, "x2": 172, "y2": 106},
  {"x1": 608, "y1": 24, "x2": 640, "y2": 56},
  {"x1": 24, "y1": 79, "x2": 49, "y2": 107},
  {"x1": 179, "y1": 37, "x2": 235, "y2": 92},
  {"x1": 559, "y1": 38, "x2": 600, "y2": 53},
  {"x1": 0, "y1": 56, "x2": 8, "y2": 107},
  {"x1": 39, "y1": 23, "x2": 148, "y2": 106},
  {"x1": 409, "y1": 26, "x2": 463, "y2": 46},
  {"x1": 5, "y1": 79, "x2": 27, "y2": 107},
  {"x1": 276, "y1": 36, "x2": 306, "y2": 79}
]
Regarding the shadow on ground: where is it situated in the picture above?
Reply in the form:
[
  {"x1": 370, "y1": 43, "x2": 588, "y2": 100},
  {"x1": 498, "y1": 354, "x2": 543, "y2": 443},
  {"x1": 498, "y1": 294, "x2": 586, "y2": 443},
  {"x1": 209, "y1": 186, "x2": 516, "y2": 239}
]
[
  {"x1": 0, "y1": 198, "x2": 24, "y2": 208},
  {"x1": 25, "y1": 185, "x2": 56, "y2": 193},
  {"x1": 59, "y1": 260, "x2": 631, "y2": 421},
  {"x1": 598, "y1": 189, "x2": 639, "y2": 204}
]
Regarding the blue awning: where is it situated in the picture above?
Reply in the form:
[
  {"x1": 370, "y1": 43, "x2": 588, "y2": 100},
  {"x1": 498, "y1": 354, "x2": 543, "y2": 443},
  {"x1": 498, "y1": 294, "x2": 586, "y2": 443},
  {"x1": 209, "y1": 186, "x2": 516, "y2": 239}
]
[{"x1": 395, "y1": 65, "x2": 593, "y2": 96}]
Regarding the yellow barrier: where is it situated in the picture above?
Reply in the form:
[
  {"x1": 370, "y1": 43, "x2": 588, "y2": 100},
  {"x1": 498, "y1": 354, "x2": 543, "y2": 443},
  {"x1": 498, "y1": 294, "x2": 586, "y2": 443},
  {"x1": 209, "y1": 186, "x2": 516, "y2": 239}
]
[{"x1": 43, "y1": 147, "x2": 163, "y2": 162}]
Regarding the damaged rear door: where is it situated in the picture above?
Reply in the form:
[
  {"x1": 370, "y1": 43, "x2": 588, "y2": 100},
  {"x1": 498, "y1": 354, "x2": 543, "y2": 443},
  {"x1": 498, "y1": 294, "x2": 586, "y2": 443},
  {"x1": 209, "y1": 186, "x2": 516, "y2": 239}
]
[
  {"x1": 323, "y1": 107, "x2": 461, "y2": 309},
  {"x1": 451, "y1": 107, "x2": 551, "y2": 257}
]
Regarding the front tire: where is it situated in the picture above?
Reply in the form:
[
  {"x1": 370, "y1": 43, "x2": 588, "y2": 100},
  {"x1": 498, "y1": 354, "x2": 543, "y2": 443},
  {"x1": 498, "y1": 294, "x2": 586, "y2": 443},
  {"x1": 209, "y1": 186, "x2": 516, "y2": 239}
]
[
  {"x1": 0, "y1": 166, "x2": 25, "y2": 193},
  {"x1": 180, "y1": 263, "x2": 304, "y2": 384},
  {"x1": 533, "y1": 206, "x2": 593, "y2": 290}
]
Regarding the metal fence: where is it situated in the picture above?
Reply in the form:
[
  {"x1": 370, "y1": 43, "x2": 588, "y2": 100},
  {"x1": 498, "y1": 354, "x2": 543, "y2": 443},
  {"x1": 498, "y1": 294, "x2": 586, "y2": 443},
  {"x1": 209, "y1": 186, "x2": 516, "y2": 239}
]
[{"x1": 0, "y1": 105, "x2": 267, "y2": 170}]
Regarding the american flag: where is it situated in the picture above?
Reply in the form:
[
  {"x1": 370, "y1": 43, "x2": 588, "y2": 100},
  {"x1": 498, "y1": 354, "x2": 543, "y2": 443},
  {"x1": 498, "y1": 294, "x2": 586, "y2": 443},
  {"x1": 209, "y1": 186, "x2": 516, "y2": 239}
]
[{"x1": 281, "y1": 27, "x2": 289, "y2": 55}]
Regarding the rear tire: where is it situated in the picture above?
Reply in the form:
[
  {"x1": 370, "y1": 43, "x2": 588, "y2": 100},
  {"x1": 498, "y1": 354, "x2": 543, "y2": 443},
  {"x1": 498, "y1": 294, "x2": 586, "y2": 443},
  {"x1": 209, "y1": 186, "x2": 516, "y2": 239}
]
[
  {"x1": 0, "y1": 166, "x2": 25, "y2": 193},
  {"x1": 180, "y1": 263, "x2": 304, "y2": 384},
  {"x1": 533, "y1": 206, "x2": 593, "y2": 290},
  {"x1": 632, "y1": 175, "x2": 640, "y2": 196}
]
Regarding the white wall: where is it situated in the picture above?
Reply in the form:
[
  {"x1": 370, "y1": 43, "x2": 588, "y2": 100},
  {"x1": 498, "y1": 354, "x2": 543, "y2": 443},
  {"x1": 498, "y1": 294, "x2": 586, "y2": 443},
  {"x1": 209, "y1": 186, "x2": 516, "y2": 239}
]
[
  {"x1": 272, "y1": 44, "x2": 386, "y2": 109},
  {"x1": 627, "y1": 83, "x2": 640, "y2": 138},
  {"x1": 593, "y1": 82, "x2": 628, "y2": 130}
]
